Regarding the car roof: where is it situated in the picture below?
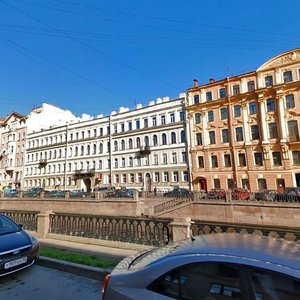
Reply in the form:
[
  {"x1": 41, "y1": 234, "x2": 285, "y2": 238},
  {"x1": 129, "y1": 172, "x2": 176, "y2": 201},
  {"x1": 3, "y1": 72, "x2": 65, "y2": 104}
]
[{"x1": 125, "y1": 233, "x2": 300, "y2": 272}]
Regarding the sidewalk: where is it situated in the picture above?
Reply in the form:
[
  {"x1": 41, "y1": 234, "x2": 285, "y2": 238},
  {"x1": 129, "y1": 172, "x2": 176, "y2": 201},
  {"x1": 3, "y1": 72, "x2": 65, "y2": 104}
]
[{"x1": 37, "y1": 238, "x2": 146, "y2": 280}]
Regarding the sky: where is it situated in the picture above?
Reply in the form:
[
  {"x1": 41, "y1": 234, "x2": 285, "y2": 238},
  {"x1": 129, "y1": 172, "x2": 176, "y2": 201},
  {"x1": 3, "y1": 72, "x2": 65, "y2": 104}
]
[{"x1": 0, "y1": 0, "x2": 300, "y2": 118}]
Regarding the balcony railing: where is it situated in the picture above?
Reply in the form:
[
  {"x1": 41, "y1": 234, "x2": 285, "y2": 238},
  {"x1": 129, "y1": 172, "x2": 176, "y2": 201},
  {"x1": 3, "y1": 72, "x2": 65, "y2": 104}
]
[
  {"x1": 39, "y1": 159, "x2": 47, "y2": 167},
  {"x1": 74, "y1": 168, "x2": 95, "y2": 177}
]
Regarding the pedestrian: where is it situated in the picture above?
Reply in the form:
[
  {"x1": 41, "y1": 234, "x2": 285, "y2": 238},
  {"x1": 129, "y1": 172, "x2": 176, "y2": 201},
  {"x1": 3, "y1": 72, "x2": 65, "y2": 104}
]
[{"x1": 154, "y1": 187, "x2": 157, "y2": 196}]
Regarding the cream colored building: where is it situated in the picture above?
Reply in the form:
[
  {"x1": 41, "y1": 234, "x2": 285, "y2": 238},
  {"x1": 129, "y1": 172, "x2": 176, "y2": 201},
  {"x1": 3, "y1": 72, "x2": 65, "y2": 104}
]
[
  {"x1": 186, "y1": 48, "x2": 300, "y2": 192},
  {"x1": 24, "y1": 95, "x2": 190, "y2": 192}
]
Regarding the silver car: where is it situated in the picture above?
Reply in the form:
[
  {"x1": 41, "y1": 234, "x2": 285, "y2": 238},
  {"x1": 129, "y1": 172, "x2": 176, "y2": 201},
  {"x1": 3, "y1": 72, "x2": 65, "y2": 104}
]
[{"x1": 102, "y1": 233, "x2": 300, "y2": 299}]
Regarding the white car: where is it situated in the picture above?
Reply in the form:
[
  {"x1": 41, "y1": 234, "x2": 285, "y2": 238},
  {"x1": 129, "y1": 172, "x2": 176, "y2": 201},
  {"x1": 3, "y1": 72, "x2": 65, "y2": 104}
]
[{"x1": 102, "y1": 233, "x2": 300, "y2": 299}]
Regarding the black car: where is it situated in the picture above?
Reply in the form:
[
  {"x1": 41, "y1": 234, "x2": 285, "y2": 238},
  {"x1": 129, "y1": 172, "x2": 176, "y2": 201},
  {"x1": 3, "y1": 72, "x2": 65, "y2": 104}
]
[
  {"x1": 0, "y1": 214, "x2": 39, "y2": 276},
  {"x1": 163, "y1": 188, "x2": 191, "y2": 198},
  {"x1": 45, "y1": 190, "x2": 68, "y2": 198}
]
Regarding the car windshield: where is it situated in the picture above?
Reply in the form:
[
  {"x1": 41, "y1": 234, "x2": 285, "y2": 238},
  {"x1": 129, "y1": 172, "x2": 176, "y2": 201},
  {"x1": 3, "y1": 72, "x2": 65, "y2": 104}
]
[{"x1": 0, "y1": 215, "x2": 21, "y2": 235}]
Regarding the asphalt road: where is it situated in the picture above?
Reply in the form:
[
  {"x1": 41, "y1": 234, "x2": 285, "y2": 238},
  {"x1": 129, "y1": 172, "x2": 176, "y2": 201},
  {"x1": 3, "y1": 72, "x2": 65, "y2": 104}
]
[{"x1": 0, "y1": 264, "x2": 101, "y2": 300}]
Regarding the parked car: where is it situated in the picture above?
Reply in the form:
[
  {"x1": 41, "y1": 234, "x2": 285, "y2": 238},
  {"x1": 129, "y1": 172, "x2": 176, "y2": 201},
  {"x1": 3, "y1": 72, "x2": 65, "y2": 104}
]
[
  {"x1": 0, "y1": 214, "x2": 40, "y2": 276},
  {"x1": 3, "y1": 189, "x2": 19, "y2": 198},
  {"x1": 69, "y1": 189, "x2": 91, "y2": 198},
  {"x1": 254, "y1": 189, "x2": 278, "y2": 201},
  {"x1": 274, "y1": 187, "x2": 300, "y2": 202},
  {"x1": 45, "y1": 190, "x2": 68, "y2": 198},
  {"x1": 163, "y1": 188, "x2": 190, "y2": 198},
  {"x1": 207, "y1": 188, "x2": 226, "y2": 199},
  {"x1": 23, "y1": 187, "x2": 45, "y2": 197},
  {"x1": 109, "y1": 188, "x2": 140, "y2": 198},
  {"x1": 102, "y1": 233, "x2": 300, "y2": 300},
  {"x1": 230, "y1": 188, "x2": 250, "y2": 200}
]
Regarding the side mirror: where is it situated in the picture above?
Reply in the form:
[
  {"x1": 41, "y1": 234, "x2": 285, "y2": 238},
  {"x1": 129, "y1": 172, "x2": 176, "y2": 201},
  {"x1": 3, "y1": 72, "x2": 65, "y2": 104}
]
[{"x1": 18, "y1": 224, "x2": 24, "y2": 228}]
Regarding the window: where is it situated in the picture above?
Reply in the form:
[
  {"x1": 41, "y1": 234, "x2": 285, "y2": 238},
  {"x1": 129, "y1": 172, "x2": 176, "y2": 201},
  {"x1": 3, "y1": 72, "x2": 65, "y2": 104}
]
[
  {"x1": 129, "y1": 157, "x2": 133, "y2": 167},
  {"x1": 179, "y1": 111, "x2": 185, "y2": 121},
  {"x1": 258, "y1": 178, "x2": 267, "y2": 190},
  {"x1": 138, "y1": 173, "x2": 142, "y2": 183},
  {"x1": 170, "y1": 113, "x2": 175, "y2": 123},
  {"x1": 128, "y1": 139, "x2": 133, "y2": 149},
  {"x1": 269, "y1": 123, "x2": 278, "y2": 139},
  {"x1": 152, "y1": 117, "x2": 157, "y2": 126},
  {"x1": 196, "y1": 133, "x2": 202, "y2": 146},
  {"x1": 235, "y1": 127, "x2": 244, "y2": 141},
  {"x1": 153, "y1": 135, "x2": 158, "y2": 146},
  {"x1": 265, "y1": 75, "x2": 273, "y2": 87},
  {"x1": 144, "y1": 118, "x2": 148, "y2": 128},
  {"x1": 208, "y1": 111, "x2": 214, "y2": 122},
  {"x1": 172, "y1": 152, "x2": 177, "y2": 164},
  {"x1": 234, "y1": 105, "x2": 241, "y2": 117},
  {"x1": 213, "y1": 178, "x2": 221, "y2": 188},
  {"x1": 219, "y1": 87, "x2": 227, "y2": 98},
  {"x1": 128, "y1": 121, "x2": 132, "y2": 131},
  {"x1": 198, "y1": 156, "x2": 204, "y2": 168},
  {"x1": 181, "y1": 151, "x2": 187, "y2": 163},
  {"x1": 209, "y1": 131, "x2": 216, "y2": 144},
  {"x1": 272, "y1": 152, "x2": 282, "y2": 166},
  {"x1": 183, "y1": 171, "x2": 189, "y2": 182},
  {"x1": 172, "y1": 171, "x2": 179, "y2": 182},
  {"x1": 232, "y1": 84, "x2": 240, "y2": 95},
  {"x1": 249, "y1": 102, "x2": 257, "y2": 114},
  {"x1": 153, "y1": 154, "x2": 158, "y2": 165},
  {"x1": 162, "y1": 133, "x2": 167, "y2": 145},
  {"x1": 129, "y1": 173, "x2": 134, "y2": 183},
  {"x1": 193, "y1": 95, "x2": 199, "y2": 104},
  {"x1": 251, "y1": 125, "x2": 260, "y2": 140},
  {"x1": 267, "y1": 98, "x2": 275, "y2": 112},
  {"x1": 163, "y1": 172, "x2": 169, "y2": 182},
  {"x1": 238, "y1": 153, "x2": 246, "y2": 166},
  {"x1": 171, "y1": 132, "x2": 176, "y2": 144},
  {"x1": 154, "y1": 172, "x2": 159, "y2": 182},
  {"x1": 220, "y1": 108, "x2": 228, "y2": 120},
  {"x1": 136, "y1": 120, "x2": 140, "y2": 129},
  {"x1": 292, "y1": 151, "x2": 300, "y2": 165},
  {"x1": 254, "y1": 152, "x2": 263, "y2": 166},
  {"x1": 206, "y1": 91, "x2": 212, "y2": 101},
  {"x1": 227, "y1": 178, "x2": 235, "y2": 188},
  {"x1": 211, "y1": 155, "x2": 218, "y2": 167},
  {"x1": 247, "y1": 80, "x2": 255, "y2": 92},
  {"x1": 180, "y1": 130, "x2": 186, "y2": 143},
  {"x1": 224, "y1": 154, "x2": 231, "y2": 167},
  {"x1": 121, "y1": 140, "x2": 125, "y2": 150},
  {"x1": 161, "y1": 115, "x2": 166, "y2": 125},
  {"x1": 144, "y1": 136, "x2": 150, "y2": 147},
  {"x1": 286, "y1": 94, "x2": 295, "y2": 109},
  {"x1": 195, "y1": 113, "x2": 201, "y2": 124},
  {"x1": 162, "y1": 153, "x2": 168, "y2": 164},
  {"x1": 283, "y1": 70, "x2": 293, "y2": 83},
  {"x1": 288, "y1": 120, "x2": 299, "y2": 141},
  {"x1": 222, "y1": 129, "x2": 229, "y2": 143}
]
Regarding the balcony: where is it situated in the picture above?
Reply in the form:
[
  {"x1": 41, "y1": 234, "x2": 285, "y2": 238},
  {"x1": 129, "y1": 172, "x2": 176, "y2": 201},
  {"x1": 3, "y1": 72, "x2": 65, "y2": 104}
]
[
  {"x1": 139, "y1": 146, "x2": 151, "y2": 156},
  {"x1": 74, "y1": 168, "x2": 95, "y2": 178},
  {"x1": 5, "y1": 166, "x2": 14, "y2": 173},
  {"x1": 39, "y1": 159, "x2": 47, "y2": 167}
]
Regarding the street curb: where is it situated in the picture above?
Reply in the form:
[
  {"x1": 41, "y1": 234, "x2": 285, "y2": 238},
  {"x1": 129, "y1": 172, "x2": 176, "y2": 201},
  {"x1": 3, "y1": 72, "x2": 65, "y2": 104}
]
[{"x1": 37, "y1": 256, "x2": 111, "y2": 280}]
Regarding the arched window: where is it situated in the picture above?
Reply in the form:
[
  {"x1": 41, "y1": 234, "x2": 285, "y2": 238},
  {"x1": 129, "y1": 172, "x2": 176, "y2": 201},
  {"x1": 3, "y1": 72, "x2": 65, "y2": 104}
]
[
  {"x1": 153, "y1": 134, "x2": 158, "y2": 146},
  {"x1": 114, "y1": 141, "x2": 118, "y2": 151},
  {"x1": 171, "y1": 132, "x2": 176, "y2": 144},
  {"x1": 136, "y1": 137, "x2": 141, "y2": 148},
  {"x1": 87, "y1": 145, "x2": 90, "y2": 155},
  {"x1": 180, "y1": 130, "x2": 186, "y2": 143},
  {"x1": 128, "y1": 139, "x2": 133, "y2": 149},
  {"x1": 195, "y1": 113, "x2": 201, "y2": 124},
  {"x1": 121, "y1": 140, "x2": 125, "y2": 150},
  {"x1": 81, "y1": 146, "x2": 84, "y2": 156},
  {"x1": 93, "y1": 144, "x2": 97, "y2": 154},
  {"x1": 162, "y1": 133, "x2": 167, "y2": 145},
  {"x1": 144, "y1": 136, "x2": 149, "y2": 147},
  {"x1": 75, "y1": 146, "x2": 78, "y2": 156},
  {"x1": 99, "y1": 143, "x2": 103, "y2": 153}
]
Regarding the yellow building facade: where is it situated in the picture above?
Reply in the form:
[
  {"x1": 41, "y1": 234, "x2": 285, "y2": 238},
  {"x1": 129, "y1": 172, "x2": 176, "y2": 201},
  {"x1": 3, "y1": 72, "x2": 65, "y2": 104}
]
[{"x1": 186, "y1": 49, "x2": 300, "y2": 192}]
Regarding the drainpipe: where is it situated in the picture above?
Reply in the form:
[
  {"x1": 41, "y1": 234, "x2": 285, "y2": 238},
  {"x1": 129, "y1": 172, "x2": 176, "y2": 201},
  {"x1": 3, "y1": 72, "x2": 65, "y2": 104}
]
[{"x1": 64, "y1": 123, "x2": 69, "y2": 190}]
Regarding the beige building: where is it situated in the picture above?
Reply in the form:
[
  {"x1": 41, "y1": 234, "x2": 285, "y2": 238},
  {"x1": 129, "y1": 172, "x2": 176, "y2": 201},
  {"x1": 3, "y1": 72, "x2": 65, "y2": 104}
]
[
  {"x1": 186, "y1": 48, "x2": 300, "y2": 192},
  {"x1": 0, "y1": 112, "x2": 26, "y2": 189}
]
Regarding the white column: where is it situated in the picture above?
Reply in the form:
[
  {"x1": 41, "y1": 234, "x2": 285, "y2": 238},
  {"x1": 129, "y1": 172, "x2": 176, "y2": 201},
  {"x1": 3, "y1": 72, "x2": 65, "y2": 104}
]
[
  {"x1": 202, "y1": 113, "x2": 209, "y2": 147},
  {"x1": 277, "y1": 95, "x2": 288, "y2": 142},
  {"x1": 258, "y1": 98, "x2": 269, "y2": 144},
  {"x1": 242, "y1": 104, "x2": 251, "y2": 145}
]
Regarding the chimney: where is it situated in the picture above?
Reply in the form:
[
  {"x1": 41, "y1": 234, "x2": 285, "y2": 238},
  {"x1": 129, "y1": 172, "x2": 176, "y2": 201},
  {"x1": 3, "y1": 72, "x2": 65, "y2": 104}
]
[
  {"x1": 193, "y1": 79, "x2": 198, "y2": 87},
  {"x1": 209, "y1": 78, "x2": 215, "y2": 83}
]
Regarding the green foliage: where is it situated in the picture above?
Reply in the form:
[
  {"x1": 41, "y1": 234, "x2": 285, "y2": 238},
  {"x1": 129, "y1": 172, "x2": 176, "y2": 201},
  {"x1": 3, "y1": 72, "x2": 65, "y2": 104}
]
[{"x1": 40, "y1": 246, "x2": 118, "y2": 268}]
